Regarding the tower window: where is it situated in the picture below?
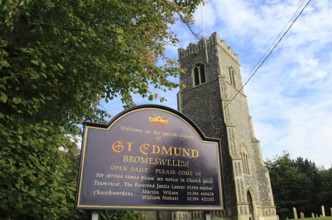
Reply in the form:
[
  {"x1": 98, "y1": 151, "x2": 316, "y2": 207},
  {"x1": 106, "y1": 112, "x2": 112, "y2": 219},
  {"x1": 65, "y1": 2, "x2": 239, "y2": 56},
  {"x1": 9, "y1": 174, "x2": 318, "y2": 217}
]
[
  {"x1": 229, "y1": 67, "x2": 236, "y2": 87},
  {"x1": 241, "y1": 143, "x2": 250, "y2": 175},
  {"x1": 193, "y1": 63, "x2": 206, "y2": 86}
]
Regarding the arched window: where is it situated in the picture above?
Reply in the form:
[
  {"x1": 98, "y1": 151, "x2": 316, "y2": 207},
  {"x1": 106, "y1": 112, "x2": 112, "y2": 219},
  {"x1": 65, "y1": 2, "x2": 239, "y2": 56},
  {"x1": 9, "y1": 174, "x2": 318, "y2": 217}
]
[
  {"x1": 229, "y1": 67, "x2": 236, "y2": 87},
  {"x1": 241, "y1": 143, "x2": 250, "y2": 175},
  {"x1": 193, "y1": 63, "x2": 206, "y2": 86}
]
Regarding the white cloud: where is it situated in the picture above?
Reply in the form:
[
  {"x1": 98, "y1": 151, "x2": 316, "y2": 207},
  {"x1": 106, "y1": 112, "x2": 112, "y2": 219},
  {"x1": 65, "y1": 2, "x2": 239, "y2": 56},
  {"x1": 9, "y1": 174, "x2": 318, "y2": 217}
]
[
  {"x1": 191, "y1": 0, "x2": 332, "y2": 168},
  {"x1": 103, "y1": 0, "x2": 332, "y2": 168}
]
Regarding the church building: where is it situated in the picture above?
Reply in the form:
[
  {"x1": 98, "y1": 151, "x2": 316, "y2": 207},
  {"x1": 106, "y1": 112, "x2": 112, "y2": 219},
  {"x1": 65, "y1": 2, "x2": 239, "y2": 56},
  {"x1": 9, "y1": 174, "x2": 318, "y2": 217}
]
[
  {"x1": 145, "y1": 32, "x2": 278, "y2": 220},
  {"x1": 176, "y1": 32, "x2": 279, "y2": 220}
]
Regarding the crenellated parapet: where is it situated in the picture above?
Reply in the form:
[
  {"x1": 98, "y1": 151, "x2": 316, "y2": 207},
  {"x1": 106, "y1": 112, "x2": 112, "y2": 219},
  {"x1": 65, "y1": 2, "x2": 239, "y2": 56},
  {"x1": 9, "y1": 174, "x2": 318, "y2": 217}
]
[
  {"x1": 178, "y1": 32, "x2": 238, "y2": 62},
  {"x1": 177, "y1": 30, "x2": 279, "y2": 220}
]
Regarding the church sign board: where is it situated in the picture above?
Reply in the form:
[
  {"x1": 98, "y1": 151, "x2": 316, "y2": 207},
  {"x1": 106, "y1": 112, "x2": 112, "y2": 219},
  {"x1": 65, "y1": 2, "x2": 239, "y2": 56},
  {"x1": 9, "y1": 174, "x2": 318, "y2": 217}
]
[{"x1": 76, "y1": 105, "x2": 223, "y2": 210}]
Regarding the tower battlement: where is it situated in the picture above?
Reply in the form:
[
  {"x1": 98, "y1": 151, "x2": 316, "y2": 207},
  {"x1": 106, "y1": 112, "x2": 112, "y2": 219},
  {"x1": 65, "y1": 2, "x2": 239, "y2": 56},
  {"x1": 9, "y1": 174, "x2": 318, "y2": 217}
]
[
  {"x1": 178, "y1": 32, "x2": 238, "y2": 62},
  {"x1": 177, "y1": 31, "x2": 278, "y2": 220}
]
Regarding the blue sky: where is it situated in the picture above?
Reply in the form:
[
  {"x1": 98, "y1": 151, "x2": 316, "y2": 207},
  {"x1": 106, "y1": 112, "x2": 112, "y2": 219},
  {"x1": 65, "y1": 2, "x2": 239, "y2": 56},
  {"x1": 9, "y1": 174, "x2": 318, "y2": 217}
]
[{"x1": 102, "y1": 0, "x2": 332, "y2": 168}]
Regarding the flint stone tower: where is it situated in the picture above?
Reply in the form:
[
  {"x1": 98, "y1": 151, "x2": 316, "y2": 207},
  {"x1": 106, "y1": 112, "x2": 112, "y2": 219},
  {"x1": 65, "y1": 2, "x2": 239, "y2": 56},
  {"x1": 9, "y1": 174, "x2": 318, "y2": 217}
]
[{"x1": 177, "y1": 32, "x2": 279, "y2": 220}]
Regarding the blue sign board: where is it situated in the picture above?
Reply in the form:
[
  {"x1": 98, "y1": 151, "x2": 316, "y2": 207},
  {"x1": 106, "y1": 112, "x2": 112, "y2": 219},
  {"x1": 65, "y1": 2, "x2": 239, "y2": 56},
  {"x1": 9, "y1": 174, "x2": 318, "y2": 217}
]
[{"x1": 76, "y1": 105, "x2": 223, "y2": 210}]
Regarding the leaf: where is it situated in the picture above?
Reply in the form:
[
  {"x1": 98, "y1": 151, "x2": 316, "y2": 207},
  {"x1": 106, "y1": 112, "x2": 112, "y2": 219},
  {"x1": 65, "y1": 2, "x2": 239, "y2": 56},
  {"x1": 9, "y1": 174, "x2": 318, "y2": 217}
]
[
  {"x1": 31, "y1": 60, "x2": 39, "y2": 65},
  {"x1": 13, "y1": 97, "x2": 22, "y2": 104},
  {"x1": 17, "y1": 127, "x2": 24, "y2": 134},
  {"x1": 0, "y1": 92, "x2": 8, "y2": 103},
  {"x1": 0, "y1": 0, "x2": 198, "y2": 218},
  {"x1": 29, "y1": 189, "x2": 37, "y2": 197},
  {"x1": 57, "y1": 63, "x2": 64, "y2": 70}
]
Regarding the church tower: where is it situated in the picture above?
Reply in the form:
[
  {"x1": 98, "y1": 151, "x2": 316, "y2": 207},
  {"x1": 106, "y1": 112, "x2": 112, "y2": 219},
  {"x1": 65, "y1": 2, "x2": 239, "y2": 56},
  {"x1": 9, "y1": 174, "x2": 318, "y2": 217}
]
[{"x1": 177, "y1": 32, "x2": 279, "y2": 220}]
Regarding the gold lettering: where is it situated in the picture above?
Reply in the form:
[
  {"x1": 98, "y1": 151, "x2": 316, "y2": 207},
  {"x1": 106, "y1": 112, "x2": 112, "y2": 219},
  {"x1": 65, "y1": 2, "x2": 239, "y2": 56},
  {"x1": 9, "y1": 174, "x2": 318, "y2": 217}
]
[
  {"x1": 162, "y1": 146, "x2": 172, "y2": 156},
  {"x1": 152, "y1": 145, "x2": 160, "y2": 154},
  {"x1": 141, "y1": 156, "x2": 148, "y2": 163},
  {"x1": 174, "y1": 147, "x2": 180, "y2": 156},
  {"x1": 182, "y1": 148, "x2": 190, "y2": 157},
  {"x1": 191, "y1": 149, "x2": 199, "y2": 158},
  {"x1": 139, "y1": 143, "x2": 150, "y2": 156},
  {"x1": 126, "y1": 142, "x2": 134, "y2": 151},
  {"x1": 112, "y1": 140, "x2": 124, "y2": 153},
  {"x1": 118, "y1": 140, "x2": 199, "y2": 159}
]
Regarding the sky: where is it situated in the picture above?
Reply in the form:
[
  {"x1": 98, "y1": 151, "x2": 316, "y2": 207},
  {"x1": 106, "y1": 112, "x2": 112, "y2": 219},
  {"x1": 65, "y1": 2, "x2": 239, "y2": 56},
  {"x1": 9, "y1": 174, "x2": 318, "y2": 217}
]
[{"x1": 102, "y1": 0, "x2": 332, "y2": 168}]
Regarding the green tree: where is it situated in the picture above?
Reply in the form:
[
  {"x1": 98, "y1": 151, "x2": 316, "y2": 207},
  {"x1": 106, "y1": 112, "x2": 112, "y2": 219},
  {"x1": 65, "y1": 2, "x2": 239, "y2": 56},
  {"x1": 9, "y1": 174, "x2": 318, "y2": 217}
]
[
  {"x1": 317, "y1": 168, "x2": 332, "y2": 216},
  {"x1": 265, "y1": 153, "x2": 320, "y2": 219},
  {"x1": 0, "y1": 0, "x2": 202, "y2": 219}
]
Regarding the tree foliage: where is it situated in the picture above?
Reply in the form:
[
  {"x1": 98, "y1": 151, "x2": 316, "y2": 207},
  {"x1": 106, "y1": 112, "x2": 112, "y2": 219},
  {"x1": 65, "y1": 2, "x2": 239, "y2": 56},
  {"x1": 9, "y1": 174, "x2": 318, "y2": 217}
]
[
  {"x1": 265, "y1": 153, "x2": 332, "y2": 219},
  {"x1": 317, "y1": 168, "x2": 332, "y2": 210},
  {"x1": 0, "y1": 0, "x2": 202, "y2": 219}
]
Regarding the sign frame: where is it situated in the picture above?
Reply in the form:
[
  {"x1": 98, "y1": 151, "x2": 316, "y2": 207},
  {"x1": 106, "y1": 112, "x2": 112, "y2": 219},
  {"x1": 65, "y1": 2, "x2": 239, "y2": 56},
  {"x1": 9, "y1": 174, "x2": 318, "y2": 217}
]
[{"x1": 76, "y1": 104, "x2": 223, "y2": 210}]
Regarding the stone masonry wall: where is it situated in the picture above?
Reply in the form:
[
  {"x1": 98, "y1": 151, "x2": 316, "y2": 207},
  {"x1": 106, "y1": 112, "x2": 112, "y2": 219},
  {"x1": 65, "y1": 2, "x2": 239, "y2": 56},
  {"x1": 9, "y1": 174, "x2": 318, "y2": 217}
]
[{"x1": 178, "y1": 32, "x2": 278, "y2": 220}]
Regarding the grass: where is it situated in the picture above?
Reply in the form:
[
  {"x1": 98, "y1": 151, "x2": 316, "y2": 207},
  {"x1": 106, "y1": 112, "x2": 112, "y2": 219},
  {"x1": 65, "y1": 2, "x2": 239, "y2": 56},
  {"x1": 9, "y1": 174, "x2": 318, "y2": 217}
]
[
  {"x1": 211, "y1": 217, "x2": 332, "y2": 220},
  {"x1": 289, "y1": 217, "x2": 332, "y2": 220}
]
